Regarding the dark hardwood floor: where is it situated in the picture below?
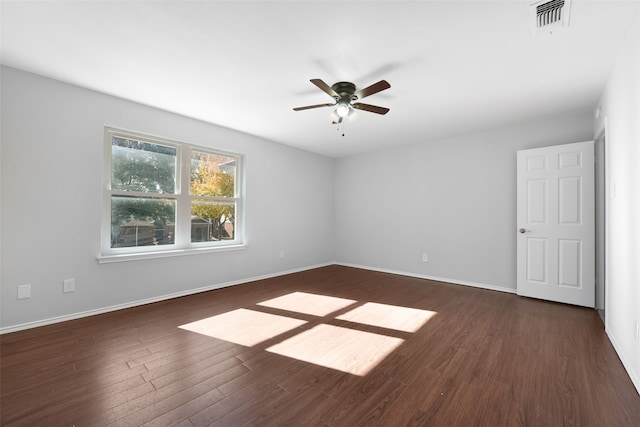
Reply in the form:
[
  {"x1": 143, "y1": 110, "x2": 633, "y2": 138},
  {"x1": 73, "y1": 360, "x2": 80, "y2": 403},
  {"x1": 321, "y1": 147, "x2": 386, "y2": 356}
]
[{"x1": 2, "y1": 265, "x2": 639, "y2": 426}]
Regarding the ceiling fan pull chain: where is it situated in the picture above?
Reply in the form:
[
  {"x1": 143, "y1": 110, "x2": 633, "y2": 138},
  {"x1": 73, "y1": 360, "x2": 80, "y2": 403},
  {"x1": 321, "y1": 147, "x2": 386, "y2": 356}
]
[{"x1": 337, "y1": 119, "x2": 346, "y2": 137}]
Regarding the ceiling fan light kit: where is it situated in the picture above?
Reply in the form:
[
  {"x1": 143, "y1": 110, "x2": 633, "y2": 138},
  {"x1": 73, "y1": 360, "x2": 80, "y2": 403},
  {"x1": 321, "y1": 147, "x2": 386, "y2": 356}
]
[
  {"x1": 335, "y1": 101, "x2": 350, "y2": 118},
  {"x1": 293, "y1": 78, "x2": 390, "y2": 124}
]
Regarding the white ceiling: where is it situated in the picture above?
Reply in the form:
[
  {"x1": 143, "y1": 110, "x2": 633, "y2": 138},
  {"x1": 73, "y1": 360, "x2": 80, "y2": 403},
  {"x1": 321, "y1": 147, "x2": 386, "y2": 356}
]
[{"x1": 2, "y1": 1, "x2": 639, "y2": 157}]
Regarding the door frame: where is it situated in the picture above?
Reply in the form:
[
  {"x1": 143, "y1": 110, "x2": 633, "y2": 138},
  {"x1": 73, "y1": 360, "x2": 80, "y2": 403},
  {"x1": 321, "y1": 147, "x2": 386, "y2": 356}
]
[{"x1": 595, "y1": 118, "x2": 609, "y2": 327}]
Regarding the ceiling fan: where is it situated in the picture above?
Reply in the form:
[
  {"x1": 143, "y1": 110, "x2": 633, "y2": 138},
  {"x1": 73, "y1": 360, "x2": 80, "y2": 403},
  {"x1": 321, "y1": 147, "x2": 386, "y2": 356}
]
[{"x1": 293, "y1": 79, "x2": 390, "y2": 124}]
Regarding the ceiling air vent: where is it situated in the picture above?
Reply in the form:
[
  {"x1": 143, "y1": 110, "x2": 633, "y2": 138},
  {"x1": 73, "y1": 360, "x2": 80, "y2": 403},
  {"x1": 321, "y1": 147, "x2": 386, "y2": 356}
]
[{"x1": 530, "y1": 0, "x2": 572, "y2": 36}]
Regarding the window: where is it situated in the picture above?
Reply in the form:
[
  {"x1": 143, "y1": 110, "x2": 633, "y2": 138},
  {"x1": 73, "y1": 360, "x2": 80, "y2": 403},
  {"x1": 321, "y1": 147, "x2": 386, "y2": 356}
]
[{"x1": 100, "y1": 127, "x2": 243, "y2": 261}]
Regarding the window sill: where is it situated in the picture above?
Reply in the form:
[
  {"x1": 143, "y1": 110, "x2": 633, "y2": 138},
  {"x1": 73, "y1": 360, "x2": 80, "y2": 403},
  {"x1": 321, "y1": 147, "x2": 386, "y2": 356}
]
[{"x1": 97, "y1": 244, "x2": 247, "y2": 264}]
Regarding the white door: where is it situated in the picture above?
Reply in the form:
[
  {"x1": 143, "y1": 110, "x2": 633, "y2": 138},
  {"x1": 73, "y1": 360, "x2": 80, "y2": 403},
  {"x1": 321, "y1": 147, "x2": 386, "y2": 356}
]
[{"x1": 517, "y1": 141, "x2": 595, "y2": 307}]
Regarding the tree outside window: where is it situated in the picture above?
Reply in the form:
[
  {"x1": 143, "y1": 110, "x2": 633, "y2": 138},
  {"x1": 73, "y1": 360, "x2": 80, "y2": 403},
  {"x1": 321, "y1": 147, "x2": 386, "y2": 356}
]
[
  {"x1": 190, "y1": 151, "x2": 237, "y2": 242},
  {"x1": 103, "y1": 128, "x2": 243, "y2": 255}
]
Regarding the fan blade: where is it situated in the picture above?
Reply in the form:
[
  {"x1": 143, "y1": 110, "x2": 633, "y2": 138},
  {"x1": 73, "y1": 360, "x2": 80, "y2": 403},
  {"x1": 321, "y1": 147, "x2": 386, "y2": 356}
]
[
  {"x1": 352, "y1": 103, "x2": 390, "y2": 115},
  {"x1": 353, "y1": 80, "x2": 390, "y2": 100},
  {"x1": 293, "y1": 103, "x2": 335, "y2": 111},
  {"x1": 310, "y1": 79, "x2": 339, "y2": 99}
]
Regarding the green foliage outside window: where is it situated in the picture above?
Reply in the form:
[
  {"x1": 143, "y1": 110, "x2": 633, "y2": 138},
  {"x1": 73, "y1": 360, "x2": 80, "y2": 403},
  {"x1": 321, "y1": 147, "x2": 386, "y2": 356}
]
[
  {"x1": 108, "y1": 134, "x2": 239, "y2": 248},
  {"x1": 190, "y1": 152, "x2": 236, "y2": 241}
]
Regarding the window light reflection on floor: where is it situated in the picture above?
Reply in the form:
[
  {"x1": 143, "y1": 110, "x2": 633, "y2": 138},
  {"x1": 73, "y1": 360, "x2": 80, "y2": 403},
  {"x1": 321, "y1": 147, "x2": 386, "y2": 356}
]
[
  {"x1": 336, "y1": 302, "x2": 437, "y2": 333},
  {"x1": 266, "y1": 324, "x2": 404, "y2": 376},
  {"x1": 178, "y1": 292, "x2": 437, "y2": 376},
  {"x1": 178, "y1": 308, "x2": 307, "y2": 347},
  {"x1": 257, "y1": 291, "x2": 357, "y2": 316}
]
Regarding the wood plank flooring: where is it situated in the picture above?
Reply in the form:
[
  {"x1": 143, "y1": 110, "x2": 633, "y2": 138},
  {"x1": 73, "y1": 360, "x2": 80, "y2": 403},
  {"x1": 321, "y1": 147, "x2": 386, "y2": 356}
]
[{"x1": 2, "y1": 265, "x2": 639, "y2": 426}]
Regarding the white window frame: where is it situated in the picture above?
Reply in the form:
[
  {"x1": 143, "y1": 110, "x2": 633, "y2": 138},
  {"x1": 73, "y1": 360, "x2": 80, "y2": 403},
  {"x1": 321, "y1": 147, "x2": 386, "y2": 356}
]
[{"x1": 99, "y1": 127, "x2": 245, "y2": 263}]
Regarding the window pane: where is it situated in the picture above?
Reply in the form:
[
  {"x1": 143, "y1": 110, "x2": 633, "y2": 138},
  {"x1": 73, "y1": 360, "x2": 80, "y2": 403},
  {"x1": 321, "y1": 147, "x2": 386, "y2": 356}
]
[
  {"x1": 191, "y1": 200, "x2": 235, "y2": 242},
  {"x1": 111, "y1": 137, "x2": 176, "y2": 193},
  {"x1": 190, "y1": 151, "x2": 236, "y2": 197},
  {"x1": 111, "y1": 196, "x2": 176, "y2": 247}
]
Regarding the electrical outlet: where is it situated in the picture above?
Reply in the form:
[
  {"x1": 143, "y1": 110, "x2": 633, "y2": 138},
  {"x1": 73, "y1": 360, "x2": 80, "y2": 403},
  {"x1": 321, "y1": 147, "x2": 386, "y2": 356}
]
[
  {"x1": 63, "y1": 278, "x2": 75, "y2": 293},
  {"x1": 279, "y1": 250, "x2": 285, "y2": 260},
  {"x1": 17, "y1": 284, "x2": 31, "y2": 299},
  {"x1": 635, "y1": 321, "x2": 639, "y2": 341},
  {"x1": 422, "y1": 253, "x2": 428, "y2": 263}
]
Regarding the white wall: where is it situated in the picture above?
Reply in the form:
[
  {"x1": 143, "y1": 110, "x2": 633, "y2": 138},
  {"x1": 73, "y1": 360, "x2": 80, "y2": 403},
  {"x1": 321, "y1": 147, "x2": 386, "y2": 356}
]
[
  {"x1": 334, "y1": 112, "x2": 594, "y2": 292},
  {"x1": 0, "y1": 66, "x2": 334, "y2": 330},
  {"x1": 2, "y1": 50, "x2": 638, "y2": 394},
  {"x1": 595, "y1": 13, "x2": 640, "y2": 393}
]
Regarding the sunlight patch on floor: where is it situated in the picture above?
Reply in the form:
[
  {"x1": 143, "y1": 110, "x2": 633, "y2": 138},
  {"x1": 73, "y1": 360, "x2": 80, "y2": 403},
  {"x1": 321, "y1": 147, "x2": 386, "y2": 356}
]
[
  {"x1": 257, "y1": 292, "x2": 357, "y2": 316},
  {"x1": 178, "y1": 292, "x2": 437, "y2": 376},
  {"x1": 266, "y1": 324, "x2": 404, "y2": 376},
  {"x1": 178, "y1": 308, "x2": 307, "y2": 346},
  {"x1": 336, "y1": 302, "x2": 437, "y2": 332}
]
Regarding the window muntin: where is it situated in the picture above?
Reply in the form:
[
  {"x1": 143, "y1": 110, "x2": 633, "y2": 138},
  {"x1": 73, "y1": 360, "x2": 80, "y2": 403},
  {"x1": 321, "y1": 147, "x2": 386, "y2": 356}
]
[{"x1": 103, "y1": 128, "x2": 243, "y2": 258}]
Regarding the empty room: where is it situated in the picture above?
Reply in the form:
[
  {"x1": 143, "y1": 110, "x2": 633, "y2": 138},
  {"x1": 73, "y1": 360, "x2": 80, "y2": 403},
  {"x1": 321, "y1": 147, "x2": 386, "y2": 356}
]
[{"x1": 1, "y1": 1, "x2": 639, "y2": 425}]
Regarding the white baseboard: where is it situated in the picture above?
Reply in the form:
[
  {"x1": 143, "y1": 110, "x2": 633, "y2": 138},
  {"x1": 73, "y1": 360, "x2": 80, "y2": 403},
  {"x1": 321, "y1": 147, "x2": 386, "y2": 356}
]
[
  {"x1": 335, "y1": 262, "x2": 517, "y2": 294},
  {"x1": 2, "y1": 261, "x2": 637, "y2": 398},
  {"x1": 338, "y1": 263, "x2": 640, "y2": 396},
  {"x1": 606, "y1": 328, "x2": 640, "y2": 396},
  {"x1": 0, "y1": 262, "x2": 333, "y2": 335}
]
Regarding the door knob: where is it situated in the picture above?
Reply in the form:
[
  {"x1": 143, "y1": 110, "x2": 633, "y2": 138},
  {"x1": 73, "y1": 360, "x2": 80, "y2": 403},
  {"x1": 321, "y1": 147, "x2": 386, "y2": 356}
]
[{"x1": 519, "y1": 228, "x2": 528, "y2": 234}]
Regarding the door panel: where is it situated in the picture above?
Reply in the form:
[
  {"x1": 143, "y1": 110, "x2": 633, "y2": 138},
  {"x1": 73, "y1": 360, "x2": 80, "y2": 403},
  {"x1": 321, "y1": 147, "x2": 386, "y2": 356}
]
[
  {"x1": 526, "y1": 238, "x2": 547, "y2": 283},
  {"x1": 527, "y1": 180, "x2": 547, "y2": 223},
  {"x1": 558, "y1": 239, "x2": 581, "y2": 287},
  {"x1": 517, "y1": 141, "x2": 595, "y2": 307},
  {"x1": 559, "y1": 177, "x2": 581, "y2": 224}
]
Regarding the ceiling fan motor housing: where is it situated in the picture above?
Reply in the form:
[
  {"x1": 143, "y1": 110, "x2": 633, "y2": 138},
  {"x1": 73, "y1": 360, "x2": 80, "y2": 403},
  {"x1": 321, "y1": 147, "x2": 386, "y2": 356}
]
[{"x1": 331, "y1": 81, "x2": 357, "y2": 101}]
